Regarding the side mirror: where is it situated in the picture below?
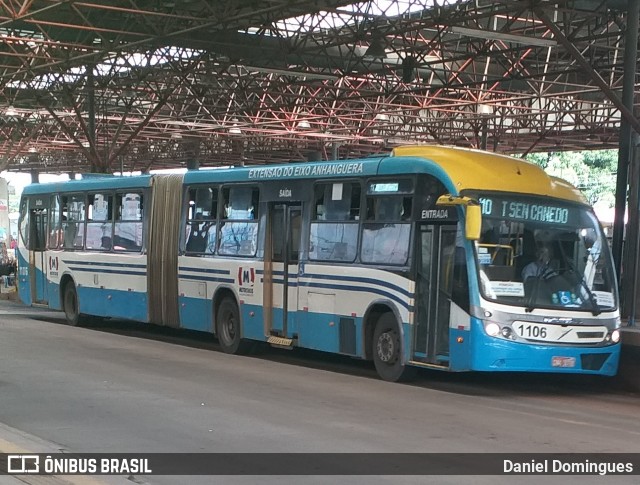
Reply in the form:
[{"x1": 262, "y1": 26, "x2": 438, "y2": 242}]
[
  {"x1": 465, "y1": 204, "x2": 481, "y2": 241},
  {"x1": 581, "y1": 228, "x2": 597, "y2": 250},
  {"x1": 436, "y1": 194, "x2": 481, "y2": 241}
]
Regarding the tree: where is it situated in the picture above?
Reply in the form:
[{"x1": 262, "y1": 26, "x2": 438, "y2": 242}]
[{"x1": 525, "y1": 150, "x2": 617, "y2": 207}]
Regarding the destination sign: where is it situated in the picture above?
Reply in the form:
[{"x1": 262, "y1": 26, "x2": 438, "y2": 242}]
[
  {"x1": 471, "y1": 193, "x2": 583, "y2": 226},
  {"x1": 248, "y1": 162, "x2": 364, "y2": 180}
]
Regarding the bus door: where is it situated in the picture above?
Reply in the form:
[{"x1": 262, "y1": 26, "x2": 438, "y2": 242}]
[
  {"x1": 264, "y1": 203, "x2": 302, "y2": 341},
  {"x1": 413, "y1": 223, "x2": 458, "y2": 365},
  {"x1": 28, "y1": 204, "x2": 49, "y2": 304}
]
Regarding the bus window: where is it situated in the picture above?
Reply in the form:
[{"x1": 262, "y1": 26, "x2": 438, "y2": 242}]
[
  {"x1": 48, "y1": 195, "x2": 61, "y2": 249},
  {"x1": 19, "y1": 198, "x2": 29, "y2": 249},
  {"x1": 361, "y1": 193, "x2": 412, "y2": 265},
  {"x1": 86, "y1": 193, "x2": 113, "y2": 251},
  {"x1": 309, "y1": 182, "x2": 360, "y2": 262},
  {"x1": 219, "y1": 187, "x2": 259, "y2": 257},
  {"x1": 185, "y1": 186, "x2": 218, "y2": 255},
  {"x1": 61, "y1": 194, "x2": 86, "y2": 250},
  {"x1": 27, "y1": 198, "x2": 49, "y2": 252},
  {"x1": 114, "y1": 192, "x2": 143, "y2": 251}
]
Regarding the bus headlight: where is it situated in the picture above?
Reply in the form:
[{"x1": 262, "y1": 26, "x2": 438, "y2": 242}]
[
  {"x1": 501, "y1": 326, "x2": 513, "y2": 339},
  {"x1": 610, "y1": 330, "x2": 620, "y2": 343},
  {"x1": 484, "y1": 322, "x2": 500, "y2": 337}
]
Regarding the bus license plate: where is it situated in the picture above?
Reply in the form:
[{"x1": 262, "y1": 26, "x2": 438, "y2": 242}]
[{"x1": 552, "y1": 356, "x2": 576, "y2": 368}]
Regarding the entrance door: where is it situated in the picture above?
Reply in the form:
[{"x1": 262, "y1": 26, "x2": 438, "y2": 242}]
[
  {"x1": 413, "y1": 224, "x2": 458, "y2": 365},
  {"x1": 28, "y1": 207, "x2": 49, "y2": 304},
  {"x1": 264, "y1": 203, "x2": 302, "y2": 338}
]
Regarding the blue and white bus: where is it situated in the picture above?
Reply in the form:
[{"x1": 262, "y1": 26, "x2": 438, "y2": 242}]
[{"x1": 17, "y1": 145, "x2": 621, "y2": 381}]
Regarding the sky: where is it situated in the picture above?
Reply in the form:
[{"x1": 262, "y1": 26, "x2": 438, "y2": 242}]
[{"x1": 2, "y1": 171, "x2": 68, "y2": 190}]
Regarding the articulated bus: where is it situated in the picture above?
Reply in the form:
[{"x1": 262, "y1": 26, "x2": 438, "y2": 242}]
[{"x1": 17, "y1": 145, "x2": 621, "y2": 381}]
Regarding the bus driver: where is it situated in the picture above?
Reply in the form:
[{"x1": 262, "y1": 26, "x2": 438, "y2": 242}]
[{"x1": 521, "y1": 245, "x2": 557, "y2": 281}]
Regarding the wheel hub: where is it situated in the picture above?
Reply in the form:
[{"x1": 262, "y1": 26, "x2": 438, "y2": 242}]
[
  {"x1": 377, "y1": 332, "x2": 396, "y2": 363},
  {"x1": 226, "y1": 316, "x2": 235, "y2": 339}
]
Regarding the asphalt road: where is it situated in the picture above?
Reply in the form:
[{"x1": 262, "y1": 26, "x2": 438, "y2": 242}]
[{"x1": 0, "y1": 301, "x2": 638, "y2": 485}]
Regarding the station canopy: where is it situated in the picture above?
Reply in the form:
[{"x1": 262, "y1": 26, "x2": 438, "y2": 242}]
[{"x1": 0, "y1": 0, "x2": 635, "y2": 173}]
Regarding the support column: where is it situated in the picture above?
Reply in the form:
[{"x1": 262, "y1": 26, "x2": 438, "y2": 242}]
[
  {"x1": 480, "y1": 118, "x2": 488, "y2": 151},
  {"x1": 624, "y1": 133, "x2": 640, "y2": 324},
  {"x1": 185, "y1": 139, "x2": 200, "y2": 170},
  {"x1": 30, "y1": 170, "x2": 39, "y2": 184},
  {"x1": 612, "y1": 0, "x2": 640, "y2": 293},
  {"x1": 87, "y1": 64, "x2": 97, "y2": 173},
  {"x1": 307, "y1": 150, "x2": 322, "y2": 162},
  {"x1": 331, "y1": 142, "x2": 340, "y2": 160}
]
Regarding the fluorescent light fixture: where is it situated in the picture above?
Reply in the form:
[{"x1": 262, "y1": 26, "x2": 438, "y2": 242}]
[
  {"x1": 477, "y1": 104, "x2": 493, "y2": 115},
  {"x1": 450, "y1": 26, "x2": 557, "y2": 47},
  {"x1": 297, "y1": 119, "x2": 311, "y2": 129},
  {"x1": 5, "y1": 106, "x2": 17, "y2": 116},
  {"x1": 229, "y1": 120, "x2": 241, "y2": 134}
]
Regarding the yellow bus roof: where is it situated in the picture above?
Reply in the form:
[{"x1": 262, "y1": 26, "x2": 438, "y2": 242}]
[{"x1": 391, "y1": 145, "x2": 587, "y2": 204}]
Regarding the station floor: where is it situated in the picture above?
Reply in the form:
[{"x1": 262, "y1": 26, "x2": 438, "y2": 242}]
[{"x1": 1, "y1": 297, "x2": 638, "y2": 393}]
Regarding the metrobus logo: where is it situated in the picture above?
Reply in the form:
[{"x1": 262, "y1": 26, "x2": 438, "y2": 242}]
[
  {"x1": 238, "y1": 267, "x2": 255, "y2": 287},
  {"x1": 49, "y1": 256, "x2": 59, "y2": 271}
]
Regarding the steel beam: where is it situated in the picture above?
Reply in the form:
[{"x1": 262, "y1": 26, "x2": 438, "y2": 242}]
[{"x1": 616, "y1": 0, "x2": 640, "y2": 313}]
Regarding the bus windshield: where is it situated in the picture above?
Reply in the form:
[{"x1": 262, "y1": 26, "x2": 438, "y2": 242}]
[{"x1": 470, "y1": 192, "x2": 617, "y2": 313}]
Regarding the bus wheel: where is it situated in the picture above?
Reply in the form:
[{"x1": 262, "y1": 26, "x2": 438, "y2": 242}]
[
  {"x1": 216, "y1": 297, "x2": 251, "y2": 354},
  {"x1": 63, "y1": 282, "x2": 83, "y2": 326},
  {"x1": 372, "y1": 313, "x2": 413, "y2": 382}
]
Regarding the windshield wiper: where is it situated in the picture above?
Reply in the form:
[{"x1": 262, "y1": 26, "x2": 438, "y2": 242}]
[
  {"x1": 561, "y1": 261, "x2": 601, "y2": 316},
  {"x1": 525, "y1": 275, "x2": 542, "y2": 313}
]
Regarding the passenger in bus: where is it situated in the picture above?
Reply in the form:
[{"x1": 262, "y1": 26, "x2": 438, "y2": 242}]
[
  {"x1": 522, "y1": 246, "x2": 557, "y2": 281},
  {"x1": 112, "y1": 235, "x2": 140, "y2": 251},
  {"x1": 186, "y1": 212, "x2": 213, "y2": 253},
  {"x1": 376, "y1": 197, "x2": 404, "y2": 221},
  {"x1": 62, "y1": 216, "x2": 77, "y2": 250},
  {"x1": 101, "y1": 236, "x2": 112, "y2": 251}
]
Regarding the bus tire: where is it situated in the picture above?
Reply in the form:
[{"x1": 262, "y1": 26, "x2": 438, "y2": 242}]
[
  {"x1": 216, "y1": 297, "x2": 251, "y2": 354},
  {"x1": 372, "y1": 313, "x2": 414, "y2": 382},
  {"x1": 62, "y1": 282, "x2": 85, "y2": 327}
]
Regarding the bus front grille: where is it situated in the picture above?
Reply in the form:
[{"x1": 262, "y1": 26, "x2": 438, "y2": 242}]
[{"x1": 580, "y1": 353, "x2": 610, "y2": 371}]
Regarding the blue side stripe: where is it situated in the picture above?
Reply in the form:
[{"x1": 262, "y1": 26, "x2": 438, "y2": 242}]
[
  {"x1": 63, "y1": 260, "x2": 146, "y2": 268},
  {"x1": 256, "y1": 269, "x2": 286, "y2": 276},
  {"x1": 178, "y1": 274, "x2": 235, "y2": 284},
  {"x1": 178, "y1": 266, "x2": 231, "y2": 275},
  {"x1": 270, "y1": 279, "x2": 298, "y2": 286},
  {"x1": 68, "y1": 267, "x2": 146, "y2": 276}
]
